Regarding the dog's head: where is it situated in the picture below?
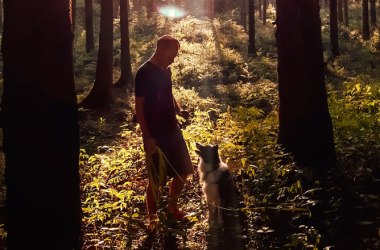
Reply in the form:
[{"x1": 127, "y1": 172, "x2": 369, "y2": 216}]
[{"x1": 195, "y1": 143, "x2": 220, "y2": 166}]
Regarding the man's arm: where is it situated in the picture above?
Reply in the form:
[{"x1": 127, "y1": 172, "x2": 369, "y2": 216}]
[
  {"x1": 173, "y1": 96, "x2": 182, "y2": 114},
  {"x1": 135, "y1": 96, "x2": 157, "y2": 154}
]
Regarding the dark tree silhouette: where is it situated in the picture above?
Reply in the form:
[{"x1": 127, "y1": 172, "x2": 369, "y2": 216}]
[
  {"x1": 240, "y1": 0, "x2": 247, "y2": 30},
  {"x1": 1, "y1": 0, "x2": 81, "y2": 248},
  {"x1": 248, "y1": 0, "x2": 256, "y2": 56},
  {"x1": 0, "y1": 0, "x2": 3, "y2": 32},
  {"x1": 275, "y1": 0, "x2": 336, "y2": 175},
  {"x1": 343, "y1": 0, "x2": 349, "y2": 27},
  {"x1": 85, "y1": 0, "x2": 95, "y2": 53},
  {"x1": 72, "y1": 0, "x2": 76, "y2": 31},
  {"x1": 263, "y1": 0, "x2": 267, "y2": 25},
  {"x1": 362, "y1": 0, "x2": 370, "y2": 40},
  {"x1": 80, "y1": 0, "x2": 114, "y2": 108},
  {"x1": 369, "y1": 0, "x2": 376, "y2": 27},
  {"x1": 114, "y1": 0, "x2": 133, "y2": 89},
  {"x1": 330, "y1": 0, "x2": 340, "y2": 56},
  {"x1": 338, "y1": 0, "x2": 343, "y2": 22}
]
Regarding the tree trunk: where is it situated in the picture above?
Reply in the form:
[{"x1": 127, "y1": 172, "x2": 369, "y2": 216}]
[
  {"x1": 330, "y1": 0, "x2": 340, "y2": 56},
  {"x1": 113, "y1": 0, "x2": 119, "y2": 18},
  {"x1": 370, "y1": 0, "x2": 376, "y2": 27},
  {"x1": 240, "y1": 0, "x2": 247, "y2": 30},
  {"x1": 263, "y1": 0, "x2": 267, "y2": 25},
  {"x1": 72, "y1": 0, "x2": 76, "y2": 31},
  {"x1": 363, "y1": 0, "x2": 370, "y2": 40},
  {"x1": 343, "y1": 0, "x2": 349, "y2": 26},
  {"x1": 258, "y1": 0, "x2": 263, "y2": 20},
  {"x1": 338, "y1": 0, "x2": 344, "y2": 22},
  {"x1": 85, "y1": 0, "x2": 95, "y2": 53},
  {"x1": 275, "y1": 0, "x2": 336, "y2": 175},
  {"x1": 215, "y1": 0, "x2": 226, "y2": 14},
  {"x1": 0, "y1": 0, "x2": 3, "y2": 32},
  {"x1": 205, "y1": 0, "x2": 214, "y2": 18},
  {"x1": 114, "y1": 0, "x2": 133, "y2": 89},
  {"x1": 175, "y1": 0, "x2": 181, "y2": 6},
  {"x1": 147, "y1": 0, "x2": 156, "y2": 18},
  {"x1": 248, "y1": 0, "x2": 256, "y2": 56},
  {"x1": 1, "y1": 0, "x2": 81, "y2": 248},
  {"x1": 80, "y1": 0, "x2": 113, "y2": 108},
  {"x1": 133, "y1": 0, "x2": 141, "y2": 11}
]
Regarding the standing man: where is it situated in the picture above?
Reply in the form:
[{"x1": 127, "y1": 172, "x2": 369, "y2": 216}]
[{"x1": 135, "y1": 35, "x2": 194, "y2": 226}]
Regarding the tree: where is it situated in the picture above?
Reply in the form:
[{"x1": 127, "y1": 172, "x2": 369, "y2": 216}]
[
  {"x1": 113, "y1": 0, "x2": 120, "y2": 18},
  {"x1": 258, "y1": 0, "x2": 263, "y2": 20},
  {"x1": 338, "y1": 0, "x2": 343, "y2": 22},
  {"x1": 275, "y1": 0, "x2": 336, "y2": 175},
  {"x1": 362, "y1": 0, "x2": 370, "y2": 40},
  {"x1": 85, "y1": 0, "x2": 95, "y2": 53},
  {"x1": 369, "y1": 0, "x2": 376, "y2": 27},
  {"x1": 0, "y1": 0, "x2": 3, "y2": 32},
  {"x1": 205, "y1": 0, "x2": 215, "y2": 18},
  {"x1": 343, "y1": 0, "x2": 349, "y2": 26},
  {"x1": 330, "y1": 0, "x2": 340, "y2": 56},
  {"x1": 263, "y1": 0, "x2": 267, "y2": 25},
  {"x1": 248, "y1": 0, "x2": 256, "y2": 56},
  {"x1": 1, "y1": 0, "x2": 81, "y2": 248},
  {"x1": 114, "y1": 0, "x2": 133, "y2": 89},
  {"x1": 147, "y1": 0, "x2": 157, "y2": 18},
  {"x1": 240, "y1": 0, "x2": 247, "y2": 30},
  {"x1": 80, "y1": 0, "x2": 114, "y2": 108}
]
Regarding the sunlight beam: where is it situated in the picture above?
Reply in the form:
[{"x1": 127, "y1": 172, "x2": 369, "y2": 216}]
[{"x1": 158, "y1": 5, "x2": 186, "y2": 19}]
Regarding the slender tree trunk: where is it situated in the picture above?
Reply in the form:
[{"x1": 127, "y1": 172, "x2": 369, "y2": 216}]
[
  {"x1": 0, "y1": 0, "x2": 3, "y2": 32},
  {"x1": 330, "y1": 0, "x2": 340, "y2": 56},
  {"x1": 338, "y1": 0, "x2": 344, "y2": 22},
  {"x1": 258, "y1": 0, "x2": 263, "y2": 20},
  {"x1": 72, "y1": 0, "x2": 76, "y2": 32},
  {"x1": 80, "y1": 0, "x2": 113, "y2": 108},
  {"x1": 175, "y1": 0, "x2": 181, "y2": 6},
  {"x1": 240, "y1": 0, "x2": 247, "y2": 30},
  {"x1": 343, "y1": 0, "x2": 349, "y2": 26},
  {"x1": 263, "y1": 0, "x2": 267, "y2": 25},
  {"x1": 215, "y1": 0, "x2": 225, "y2": 14},
  {"x1": 276, "y1": 0, "x2": 336, "y2": 175},
  {"x1": 248, "y1": 0, "x2": 256, "y2": 56},
  {"x1": 113, "y1": 0, "x2": 120, "y2": 18},
  {"x1": 147, "y1": 0, "x2": 156, "y2": 18},
  {"x1": 85, "y1": 0, "x2": 95, "y2": 53},
  {"x1": 1, "y1": 0, "x2": 81, "y2": 248},
  {"x1": 370, "y1": 0, "x2": 376, "y2": 27},
  {"x1": 363, "y1": 0, "x2": 370, "y2": 40},
  {"x1": 205, "y1": 0, "x2": 214, "y2": 18},
  {"x1": 114, "y1": 0, "x2": 133, "y2": 88}
]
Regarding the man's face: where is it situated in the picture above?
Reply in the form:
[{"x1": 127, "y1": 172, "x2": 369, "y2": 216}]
[{"x1": 162, "y1": 46, "x2": 179, "y2": 68}]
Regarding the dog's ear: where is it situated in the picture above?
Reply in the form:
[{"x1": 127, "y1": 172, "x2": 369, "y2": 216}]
[
  {"x1": 195, "y1": 142, "x2": 203, "y2": 156},
  {"x1": 214, "y1": 144, "x2": 218, "y2": 151}
]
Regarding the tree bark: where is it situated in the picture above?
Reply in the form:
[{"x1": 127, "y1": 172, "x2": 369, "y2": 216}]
[
  {"x1": 369, "y1": 0, "x2": 376, "y2": 27},
  {"x1": 338, "y1": 0, "x2": 343, "y2": 22},
  {"x1": 72, "y1": 0, "x2": 76, "y2": 32},
  {"x1": 343, "y1": 0, "x2": 349, "y2": 26},
  {"x1": 114, "y1": 0, "x2": 133, "y2": 89},
  {"x1": 113, "y1": 0, "x2": 119, "y2": 18},
  {"x1": 147, "y1": 0, "x2": 156, "y2": 18},
  {"x1": 258, "y1": 0, "x2": 263, "y2": 20},
  {"x1": 80, "y1": 0, "x2": 114, "y2": 108},
  {"x1": 330, "y1": 0, "x2": 340, "y2": 56},
  {"x1": 85, "y1": 0, "x2": 95, "y2": 53},
  {"x1": 276, "y1": 0, "x2": 336, "y2": 175},
  {"x1": 1, "y1": 0, "x2": 81, "y2": 248},
  {"x1": 240, "y1": 0, "x2": 247, "y2": 30},
  {"x1": 248, "y1": 0, "x2": 256, "y2": 56},
  {"x1": 0, "y1": 0, "x2": 3, "y2": 32},
  {"x1": 362, "y1": 0, "x2": 370, "y2": 40}
]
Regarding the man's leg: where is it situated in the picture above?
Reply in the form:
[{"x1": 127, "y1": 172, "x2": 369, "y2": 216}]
[
  {"x1": 146, "y1": 181, "x2": 157, "y2": 221},
  {"x1": 168, "y1": 174, "x2": 188, "y2": 213}
]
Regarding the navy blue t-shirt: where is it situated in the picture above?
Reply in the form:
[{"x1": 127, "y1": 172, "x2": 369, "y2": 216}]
[{"x1": 135, "y1": 61, "x2": 178, "y2": 139}]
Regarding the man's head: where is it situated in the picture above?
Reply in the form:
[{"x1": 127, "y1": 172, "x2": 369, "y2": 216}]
[{"x1": 154, "y1": 35, "x2": 180, "y2": 68}]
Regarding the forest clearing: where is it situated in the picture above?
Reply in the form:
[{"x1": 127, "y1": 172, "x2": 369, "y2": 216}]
[{"x1": 0, "y1": 0, "x2": 379, "y2": 249}]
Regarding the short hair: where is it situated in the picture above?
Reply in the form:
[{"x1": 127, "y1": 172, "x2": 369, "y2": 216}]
[{"x1": 156, "y1": 35, "x2": 180, "y2": 50}]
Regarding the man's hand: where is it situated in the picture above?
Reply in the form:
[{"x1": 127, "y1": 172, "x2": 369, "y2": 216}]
[
  {"x1": 143, "y1": 136, "x2": 157, "y2": 155},
  {"x1": 178, "y1": 110, "x2": 190, "y2": 121}
]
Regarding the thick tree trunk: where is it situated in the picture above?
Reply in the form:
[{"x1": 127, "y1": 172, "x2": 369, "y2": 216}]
[
  {"x1": 369, "y1": 0, "x2": 376, "y2": 27},
  {"x1": 343, "y1": 0, "x2": 349, "y2": 26},
  {"x1": 248, "y1": 0, "x2": 256, "y2": 56},
  {"x1": 276, "y1": 0, "x2": 336, "y2": 175},
  {"x1": 114, "y1": 0, "x2": 133, "y2": 89},
  {"x1": 362, "y1": 0, "x2": 370, "y2": 40},
  {"x1": 338, "y1": 0, "x2": 343, "y2": 22},
  {"x1": 1, "y1": 0, "x2": 81, "y2": 248},
  {"x1": 330, "y1": 0, "x2": 340, "y2": 56},
  {"x1": 80, "y1": 0, "x2": 113, "y2": 108},
  {"x1": 85, "y1": 0, "x2": 95, "y2": 53},
  {"x1": 240, "y1": 0, "x2": 247, "y2": 30}
]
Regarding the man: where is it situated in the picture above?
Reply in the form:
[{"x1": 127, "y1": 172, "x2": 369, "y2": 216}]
[{"x1": 135, "y1": 35, "x2": 193, "y2": 226}]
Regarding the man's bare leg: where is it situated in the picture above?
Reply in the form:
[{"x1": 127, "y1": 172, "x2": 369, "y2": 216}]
[
  {"x1": 168, "y1": 174, "x2": 188, "y2": 213},
  {"x1": 146, "y1": 182, "x2": 157, "y2": 224}
]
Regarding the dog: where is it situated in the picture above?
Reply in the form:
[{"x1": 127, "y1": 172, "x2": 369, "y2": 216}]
[{"x1": 195, "y1": 143, "x2": 238, "y2": 228}]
